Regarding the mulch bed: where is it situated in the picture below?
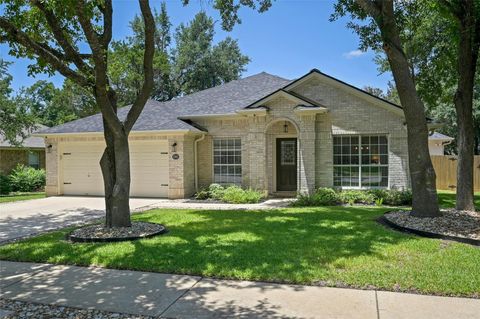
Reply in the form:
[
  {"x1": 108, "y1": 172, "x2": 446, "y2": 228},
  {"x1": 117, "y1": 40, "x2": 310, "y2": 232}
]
[
  {"x1": 67, "y1": 222, "x2": 167, "y2": 243},
  {"x1": 0, "y1": 299, "x2": 154, "y2": 319},
  {"x1": 381, "y1": 209, "x2": 480, "y2": 246}
]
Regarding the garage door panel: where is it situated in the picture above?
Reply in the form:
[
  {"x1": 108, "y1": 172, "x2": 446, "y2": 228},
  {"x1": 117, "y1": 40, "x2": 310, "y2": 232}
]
[{"x1": 61, "y1": 141, "x2": 169, "y2": 197}]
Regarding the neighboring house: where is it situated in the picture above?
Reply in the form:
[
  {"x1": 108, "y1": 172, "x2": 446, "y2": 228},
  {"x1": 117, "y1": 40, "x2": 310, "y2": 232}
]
[
  {"x1": 428, "y1": 132, "x2": 453, "y2": 155},
  {"x1": 36, "y1": 69, "x2": 438, "y2": 198},
  {"x1": 0, "y1": 125, "x2": 47, "y2": 174}
]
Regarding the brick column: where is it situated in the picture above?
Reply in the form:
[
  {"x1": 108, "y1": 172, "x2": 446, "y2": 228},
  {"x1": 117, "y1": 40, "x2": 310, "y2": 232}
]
[
  {"x1": 247, "y1": 117, "x2": 267, "y2": 191},
  {"x1": 45, "y1": 138, "x2": 60, "y2": 196},
  {"x1": 168, "y1": 135, "x2": 195, "y2": 199},
  {"x1": 298, "y1": 115, "x2": 316, "y2": 194}
]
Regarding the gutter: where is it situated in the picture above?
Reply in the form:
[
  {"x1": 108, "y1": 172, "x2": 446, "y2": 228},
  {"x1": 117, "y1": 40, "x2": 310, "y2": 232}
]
[{"x1": 194, "y1": 133, "x2": 206, "y2": 192}]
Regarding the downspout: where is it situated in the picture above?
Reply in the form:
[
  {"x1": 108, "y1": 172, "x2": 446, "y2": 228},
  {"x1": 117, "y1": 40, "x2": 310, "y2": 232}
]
[{"x1": 194, "y1": 133, "x2": 206, "y2": 192}]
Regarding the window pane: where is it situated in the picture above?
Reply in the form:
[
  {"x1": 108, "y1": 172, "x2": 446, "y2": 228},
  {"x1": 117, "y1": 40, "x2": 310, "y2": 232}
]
[
  {"x1": 213, "y1": 138, "x2": 242, "y2": 185},
  {"x1": 333, "y1": 145, "x2": 341, "y2": 155}
]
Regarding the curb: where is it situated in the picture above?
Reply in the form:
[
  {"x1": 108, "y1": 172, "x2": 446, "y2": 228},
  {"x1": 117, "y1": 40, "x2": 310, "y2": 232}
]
[{"x1": 377, "y1": 214, "x2": 480, "y2": 247}]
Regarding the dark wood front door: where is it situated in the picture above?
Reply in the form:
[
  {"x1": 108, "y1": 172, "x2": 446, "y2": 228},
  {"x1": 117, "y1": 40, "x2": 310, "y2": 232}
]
[{"x1": 276, "y1": 138, "x2": 297, "y2": 191}]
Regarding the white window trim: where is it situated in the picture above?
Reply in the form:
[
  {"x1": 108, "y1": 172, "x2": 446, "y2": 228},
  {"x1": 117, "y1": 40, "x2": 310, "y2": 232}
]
[
  {"x1": 212, "y1": 137, "x2": 242, "y2": 185},
  {"x1": 333, "y1": 134, "x2": 390, "y2": 189}
]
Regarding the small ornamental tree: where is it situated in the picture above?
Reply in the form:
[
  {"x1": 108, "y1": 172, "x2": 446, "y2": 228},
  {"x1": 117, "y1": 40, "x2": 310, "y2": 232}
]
[{"x1": 0, "y1": 0, "x2": 156, "y2": 227}]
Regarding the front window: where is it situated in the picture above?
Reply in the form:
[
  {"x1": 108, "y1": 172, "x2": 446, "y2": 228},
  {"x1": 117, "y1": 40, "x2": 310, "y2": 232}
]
[
  {"x1": 333, "y1": 135, "x2": 388, "y2": 188},
  {"x1": 213, "y1": 138, "x2": 242, "y2": 185},
  {"x1": 28, "y1": 151, "x2": 40, "y2": 169}
]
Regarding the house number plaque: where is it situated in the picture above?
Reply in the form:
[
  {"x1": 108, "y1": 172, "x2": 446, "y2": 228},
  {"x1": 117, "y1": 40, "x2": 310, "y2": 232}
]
[{"x1": 172, "y1": 154, "x2": 180, "y2": 160}]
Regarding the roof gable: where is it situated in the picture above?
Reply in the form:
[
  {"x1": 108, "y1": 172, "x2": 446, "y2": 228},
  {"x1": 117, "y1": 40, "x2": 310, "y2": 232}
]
[{"x1": 284, "y1": 69, "x2": 405, "y2": 117}]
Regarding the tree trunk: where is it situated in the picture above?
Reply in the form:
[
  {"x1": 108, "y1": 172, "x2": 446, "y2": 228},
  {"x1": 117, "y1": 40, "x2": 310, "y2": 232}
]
[
  {"x1": 100, "y1": 117, "x2": 132, "y2": 228},
  {"x1": 370, "y1": 0, "x2": 440, "y2": 217},
  {"x1": 453, "y1": 0, "x2": 478, "y2": 211}
]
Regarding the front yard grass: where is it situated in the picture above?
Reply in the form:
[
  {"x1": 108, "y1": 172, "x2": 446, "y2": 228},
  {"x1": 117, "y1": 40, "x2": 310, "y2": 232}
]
[
  {"x1": 1, "y1": 202, "x2": 479, "y2": 297},
  {"x1": 0, "y1": 192, "x2": 45, "y2": 203},
  {"x1": 437, "y1": 190, "x2": 480, "y2": 210}
]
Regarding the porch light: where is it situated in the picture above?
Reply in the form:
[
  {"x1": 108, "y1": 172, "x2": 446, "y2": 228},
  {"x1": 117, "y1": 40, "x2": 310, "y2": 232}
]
[
  {"x1": 172, "y1": 142, "x2": 177, "y2": 152},
  {"x1": 284, "y1": 121, "x2": 288, "y2": 133}
]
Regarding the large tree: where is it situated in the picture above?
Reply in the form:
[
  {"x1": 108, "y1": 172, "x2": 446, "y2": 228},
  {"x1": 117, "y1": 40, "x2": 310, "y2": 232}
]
[
  {"x1": 439, "y1": 0, "x2": 480, "y2": 211},
  {"x1": 332, "y1": 0, "x2": 441, "y2": 217},
  {"x1": 0, "y1": 59, "x2": 37, "y2": 146},
  {"x1": 0, "y1": 0, "x2": 156, "y2": 227},
  {"x1": 366, "y1": 0, "x2": 479, "y2": 210},
  {"x1": 172, "y1": 11, "x2": 250, "y2": 95},
  {"x1": 109, "y1": 6, "x2": 250, "y2": 105}
]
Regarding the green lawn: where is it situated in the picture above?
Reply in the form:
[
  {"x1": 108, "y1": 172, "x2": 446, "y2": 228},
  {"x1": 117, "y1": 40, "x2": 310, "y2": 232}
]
[
  {"x1": 1, "y1": 200, "x2": 479, "y2": 297},
  {"x1": 0, "y1": 192, "x2": 45, "y2": 203},
  {"x1": 437, "y1": 190, "x2": 480, "y2": 210}
]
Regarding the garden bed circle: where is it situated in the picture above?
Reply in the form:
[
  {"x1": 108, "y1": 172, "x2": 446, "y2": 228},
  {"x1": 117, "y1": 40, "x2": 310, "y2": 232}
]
[
  {"x1": 378, "y1": 213, "x2": 480, "y2": 247},
  {"x1": 67, "y1": 222, "x2": 167, "y2": 243}
]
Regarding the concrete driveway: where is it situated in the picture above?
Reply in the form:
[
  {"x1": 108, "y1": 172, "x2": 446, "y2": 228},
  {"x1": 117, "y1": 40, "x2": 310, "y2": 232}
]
[{"x1": 0, "y1": 196, "x2": 162, "y2": 242}]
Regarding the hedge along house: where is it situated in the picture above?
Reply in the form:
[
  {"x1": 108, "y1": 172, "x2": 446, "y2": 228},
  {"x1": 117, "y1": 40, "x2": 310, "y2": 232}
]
[{"x1": 36, "y1": 69, "x2": 435, "y2": 199}]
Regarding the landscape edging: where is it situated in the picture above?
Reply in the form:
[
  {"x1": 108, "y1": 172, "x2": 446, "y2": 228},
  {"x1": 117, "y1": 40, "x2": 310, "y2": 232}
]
[{"x1": 377, "y1": 213, "x2": 480, "y2": 247}]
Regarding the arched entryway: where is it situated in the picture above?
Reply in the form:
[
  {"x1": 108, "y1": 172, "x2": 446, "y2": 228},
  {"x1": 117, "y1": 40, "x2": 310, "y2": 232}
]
[{"x1": 265, "y1": 118, "x2": 299, "y2": 194}]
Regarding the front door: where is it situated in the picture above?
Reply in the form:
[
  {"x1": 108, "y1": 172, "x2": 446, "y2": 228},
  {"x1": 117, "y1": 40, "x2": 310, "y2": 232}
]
[{"x1": 276, "y1": 138, "x2": 297, "y2": 191}]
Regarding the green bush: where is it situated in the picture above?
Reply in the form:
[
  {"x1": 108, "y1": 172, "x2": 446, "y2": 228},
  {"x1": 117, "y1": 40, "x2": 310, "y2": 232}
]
[
  {"x1": 194, "y1": 184, "x2": 264, "y2": 204},
  {"x1": 338, "y1": 190, "x2": 375, "y2": 205},
  {"x1": 194, "y1": 188, "x2": 210, "y2": 200},
  {"x1": 8, "y1": 165, "x2": 46, "y2": 192},
  {"x1": 0, "y1": 174, "x2": 11, "y2": 195},
  {"x1": 222, "y1": 185, "x2": 264, "y2": 204},
  {"x1": 292, "y1": 188, "x2": 339, "y2": 206},
  {"x1": 293, "y1": 187, "x2": 412, "y2": 207},
  {"x1": 209, "y1": 183, "x2": 226, "y2": 200},
  {"x1": 383, "y1": 189, "x2": 412, "y2": 206}
]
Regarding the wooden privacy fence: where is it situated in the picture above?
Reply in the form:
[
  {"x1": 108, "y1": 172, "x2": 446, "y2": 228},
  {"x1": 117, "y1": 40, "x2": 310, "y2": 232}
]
[{"x1": 430, "y1": 155, "x2": 480, "y2": 192}]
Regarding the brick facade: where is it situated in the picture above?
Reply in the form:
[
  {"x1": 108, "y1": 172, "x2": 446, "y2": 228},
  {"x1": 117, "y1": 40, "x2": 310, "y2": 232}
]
[
  {"x1": 195, "y1": 77, "x2": 410, "y2": 194},
  {"x1": 0, "y1": 149, "x2": 46, "y2": 174}
]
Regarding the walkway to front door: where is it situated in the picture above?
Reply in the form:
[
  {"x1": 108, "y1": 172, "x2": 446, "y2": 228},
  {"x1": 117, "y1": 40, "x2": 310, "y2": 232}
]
[{"x1": 276, "y1": 138, "x2": 297, "y2": 191}]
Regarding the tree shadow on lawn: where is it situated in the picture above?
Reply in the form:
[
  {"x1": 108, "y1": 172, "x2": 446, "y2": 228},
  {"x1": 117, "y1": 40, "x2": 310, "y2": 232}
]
[
  {"x1": 1, "y1": 207, "x2": 413, "y2": 281},
  {"x1": 2, "y1": 207, "x2": 405, "y2": 318}
]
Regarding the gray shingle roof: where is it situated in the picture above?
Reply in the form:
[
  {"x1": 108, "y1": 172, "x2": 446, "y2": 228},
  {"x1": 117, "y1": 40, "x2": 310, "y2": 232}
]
[
  {"x1": 39, "y1": 72, "x2": 291, "y2": 134},
  {"x1": 1, "y1": 124, "x2": 48, "y2": 148}
]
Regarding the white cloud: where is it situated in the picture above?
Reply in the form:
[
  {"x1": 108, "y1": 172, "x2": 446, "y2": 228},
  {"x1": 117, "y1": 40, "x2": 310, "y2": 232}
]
[{"x1": 343, "y1": 50, "x2": 366, "y2": 59}]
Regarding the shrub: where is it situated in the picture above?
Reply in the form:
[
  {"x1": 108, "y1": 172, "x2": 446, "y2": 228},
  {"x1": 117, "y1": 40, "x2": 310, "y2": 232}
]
[
  {"x1": 293, "y1": 188, "x2": 412, "y2": 207},
  {"x1": 8, "y1": 165, "x2": 46, "y2": 192},
  {"x1": 194, "y1": 188, "x2": 210, "y2": 200},
  {"x1": 194, "y1": 184, "x2": 264, "y2": 204},
  {"x1": 0, "y1": 174, "x2": 11, "y2": 195},
  {"x1": 292, "y1": 188, "x2": 339, "y2": 206},
  {"x1": 221, "y1": 186, "x2": 264, "y2": 204},
  {"x1": 383, "y1": 189, "x2": 412, "y2": 206},
  {"x1": 337, "y1": 190, "x2": 375, "y2": 205},
  {"x1": 208, "y1": 183, "x2": 225, "y2": 200}
]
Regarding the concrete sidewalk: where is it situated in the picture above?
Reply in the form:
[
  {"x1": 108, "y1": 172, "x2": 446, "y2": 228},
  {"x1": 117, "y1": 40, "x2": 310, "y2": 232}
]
[{"x1": 1, "y1": 261, "x2": 479, "y2": 318}]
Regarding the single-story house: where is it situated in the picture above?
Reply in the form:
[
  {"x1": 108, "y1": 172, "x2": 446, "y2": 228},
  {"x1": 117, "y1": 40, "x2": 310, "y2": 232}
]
[
  {"x1": 0, "y1": 125, "x2": 47, "y2": 174},
  {"x1": 428, "y1": 132, "x2": 453, "y2": 155},
  {"x1": 36, "y1": 69, "x2": 438, "y2": 198}
]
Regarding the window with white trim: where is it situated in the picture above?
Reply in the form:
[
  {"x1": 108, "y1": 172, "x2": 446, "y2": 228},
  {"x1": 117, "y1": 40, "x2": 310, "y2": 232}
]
[
  {"x1": 333, "y1": 135, "x2": 388, "y2": 188},
  {"x1": 28, "y1": 151, "x2": 40, "y2": 169},
  {"x1": 213, "y1": 138, "x2": 242, "y2": 185}
]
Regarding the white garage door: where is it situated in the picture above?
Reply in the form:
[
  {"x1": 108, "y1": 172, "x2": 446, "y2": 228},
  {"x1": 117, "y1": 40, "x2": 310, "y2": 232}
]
[{"x1": 61, "y1": 141, "x2": 169, "y2": 197}]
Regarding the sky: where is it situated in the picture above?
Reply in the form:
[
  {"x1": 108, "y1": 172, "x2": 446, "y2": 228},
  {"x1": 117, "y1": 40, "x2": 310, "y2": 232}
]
[{"x1": 0, "y1": 0, "x2": 392, "y2": 92}]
